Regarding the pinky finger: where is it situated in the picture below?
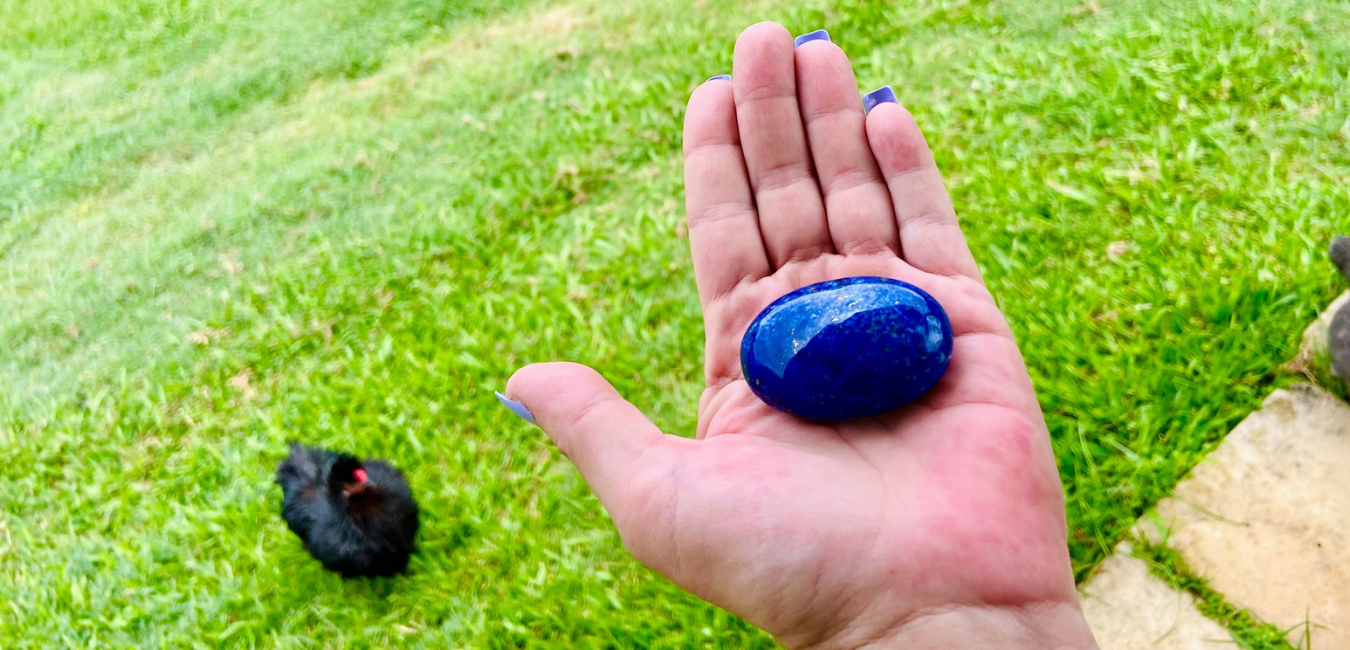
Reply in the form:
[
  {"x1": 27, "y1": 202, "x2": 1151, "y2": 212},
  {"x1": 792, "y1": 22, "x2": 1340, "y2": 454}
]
[{"x1": 865, "y1": 93, "x2": 982, "y2": 281}]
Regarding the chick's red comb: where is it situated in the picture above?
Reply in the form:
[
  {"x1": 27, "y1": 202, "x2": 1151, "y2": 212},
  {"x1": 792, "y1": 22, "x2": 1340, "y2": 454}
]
[{"x1": 353, "y1": 468, "x2": 369, "y2": 484}]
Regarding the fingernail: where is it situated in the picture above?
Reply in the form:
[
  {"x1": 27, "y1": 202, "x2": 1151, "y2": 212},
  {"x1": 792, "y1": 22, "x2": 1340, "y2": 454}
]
[
  {"x1": 495, "y1": 391, "x2": 537, "y2": 426},
  {"x1": 793, "y1": 29, "x2": 831, "y2": 48},
  {"x1": 706, "y1": 74, "x2": 732, "y2": 83},
  {"x1": 863, "y1": 85, "x2": 898, "y2": 114}
]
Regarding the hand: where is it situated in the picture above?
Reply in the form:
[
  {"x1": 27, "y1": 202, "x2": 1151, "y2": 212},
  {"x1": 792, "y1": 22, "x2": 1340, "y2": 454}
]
[{"x1": 504, "y1": 23, "x2": 1099, "y2": 650}]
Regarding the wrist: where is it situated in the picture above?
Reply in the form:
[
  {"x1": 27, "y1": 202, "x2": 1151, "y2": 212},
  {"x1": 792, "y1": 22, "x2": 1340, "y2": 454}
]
[{"x1": 796, "y1": 600, "x2": 1100, "y2": 650}]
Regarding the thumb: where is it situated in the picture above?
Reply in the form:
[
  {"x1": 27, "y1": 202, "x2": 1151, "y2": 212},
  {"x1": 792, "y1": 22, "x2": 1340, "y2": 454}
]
[{"x1": 498, "y1": 361, "x2": 673, "y2": 510}]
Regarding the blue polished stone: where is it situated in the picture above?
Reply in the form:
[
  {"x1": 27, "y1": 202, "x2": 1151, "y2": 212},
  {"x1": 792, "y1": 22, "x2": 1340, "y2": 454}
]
[{"x1": 740, "y1": 277, "x2": 953, "y2": 421}]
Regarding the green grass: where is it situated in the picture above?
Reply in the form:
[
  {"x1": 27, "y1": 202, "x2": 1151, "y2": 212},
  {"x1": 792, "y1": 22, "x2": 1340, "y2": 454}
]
[{"x1": 2, "y1": 0, "x2": 1350, "y2": 646}]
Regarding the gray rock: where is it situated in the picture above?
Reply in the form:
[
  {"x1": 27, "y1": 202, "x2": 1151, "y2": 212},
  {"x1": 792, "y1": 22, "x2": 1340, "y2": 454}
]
[{"x1": 1328, "y1": 237, "x2": 1350, "y2": 379}]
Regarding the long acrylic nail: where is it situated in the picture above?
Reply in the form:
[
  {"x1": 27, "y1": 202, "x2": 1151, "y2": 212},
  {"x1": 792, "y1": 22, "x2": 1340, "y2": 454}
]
[
  {"x1": 863, "y1": 85, "x2": 898, "y2": 114},
  {"x1": 495, "y1": 391, "x2": 537, "y2": 425},
  {"x1": 706, "y1": 74, "x2": 732, "y2": 83},
  {"x1": 793, "y1": 29, "x2": 831, "y2": 48}
]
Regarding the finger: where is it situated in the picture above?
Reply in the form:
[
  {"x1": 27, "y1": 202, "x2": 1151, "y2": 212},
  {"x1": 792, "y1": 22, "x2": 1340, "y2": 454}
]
[
  {"x1": 684, "y1": 76, "x2": 771, "y2": 306},
  {"x1": 865, "y1": 94, "x2": 982, "y2": 280},
  {"x1": 503, "y1": 362, "x2": 675, "y2": 510},
  {"x1": 733, "y1": 22, "x2": 832, "y2": 267},
  {"x1": 794, "y1": 35, "x2": 899, "y2": 256}
]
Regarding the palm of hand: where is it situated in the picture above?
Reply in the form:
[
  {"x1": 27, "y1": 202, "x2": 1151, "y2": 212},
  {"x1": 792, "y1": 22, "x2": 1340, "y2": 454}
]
[
  {"x1": 507, "y1": 22, "x2": 1081, "y2": 650},
  {"x1": 620, "y1": 258, "x2": 1075, "y2": 648}
]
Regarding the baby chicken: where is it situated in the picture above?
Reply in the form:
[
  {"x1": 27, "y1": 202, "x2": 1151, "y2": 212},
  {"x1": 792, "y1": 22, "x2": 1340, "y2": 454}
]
[{"x1": 275, "y1": 442, "x2": 420, "y2": 578}]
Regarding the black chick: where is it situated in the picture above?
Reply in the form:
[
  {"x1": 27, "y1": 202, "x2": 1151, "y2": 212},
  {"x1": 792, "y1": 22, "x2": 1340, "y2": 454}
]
[{"x1": 275, "y1": 442, "x2": 420, "y2": 578}]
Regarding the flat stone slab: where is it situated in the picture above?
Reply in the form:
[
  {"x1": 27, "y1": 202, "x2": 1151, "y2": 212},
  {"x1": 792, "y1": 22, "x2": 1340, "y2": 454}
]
[
  {"x1": 1139, "y1": 384, "x2": 1350, "y2": 649},
  {"x1": 1080, "y1": 543, "x2": 1233, "y2": 649}
]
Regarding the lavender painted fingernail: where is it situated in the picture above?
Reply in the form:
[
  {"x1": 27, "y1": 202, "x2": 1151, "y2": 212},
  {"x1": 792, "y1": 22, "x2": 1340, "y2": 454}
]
[
  {"x1": 495, "y1": 391, "x2": 537, "y2": 426},
  {"x1": 863, "y1": 85, "x2": 898, "y2": 114},
  {"x1": 707, "y1": 74, "x2": 732, "y2": 83},
  {"x1": 793, "y1": 29, "x2": 831, "y2": 48}
]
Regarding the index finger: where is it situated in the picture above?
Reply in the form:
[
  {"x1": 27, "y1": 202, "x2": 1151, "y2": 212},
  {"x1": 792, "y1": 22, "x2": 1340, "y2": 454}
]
[{"x1": 683, "y1": 76, "x2": 772, "y2": 306}]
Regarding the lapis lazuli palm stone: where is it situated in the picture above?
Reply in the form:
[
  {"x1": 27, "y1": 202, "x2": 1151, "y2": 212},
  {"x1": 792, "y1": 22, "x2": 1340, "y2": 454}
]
[{"x1": 740, "y1": 277, "x2": 953, "y2": 421}]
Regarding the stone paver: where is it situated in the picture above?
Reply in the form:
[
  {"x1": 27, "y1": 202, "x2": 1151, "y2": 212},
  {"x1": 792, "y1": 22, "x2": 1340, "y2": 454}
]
[
  {"x1": 1080, "y1": 542, "x2": 1233, "y2": 649},
  {"x1": 1138, "y1": 384, "x2": 1350, "y2": 649}
]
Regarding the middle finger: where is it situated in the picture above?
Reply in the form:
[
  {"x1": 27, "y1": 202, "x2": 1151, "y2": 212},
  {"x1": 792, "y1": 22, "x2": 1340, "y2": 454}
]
[{"x1": 733, "y1": 22, "x2": 833, "y2": 268}]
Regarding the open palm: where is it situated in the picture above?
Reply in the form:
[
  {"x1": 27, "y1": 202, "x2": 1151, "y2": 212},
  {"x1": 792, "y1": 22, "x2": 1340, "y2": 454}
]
[{"x1": 507, "y1": 23, "x2": 1094, "y2": 650}]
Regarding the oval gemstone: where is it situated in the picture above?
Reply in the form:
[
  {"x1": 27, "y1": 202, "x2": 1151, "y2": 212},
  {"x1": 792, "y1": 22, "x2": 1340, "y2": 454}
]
[{"x1": 739, "y1": 277, "x2": 953, "y2": 421}]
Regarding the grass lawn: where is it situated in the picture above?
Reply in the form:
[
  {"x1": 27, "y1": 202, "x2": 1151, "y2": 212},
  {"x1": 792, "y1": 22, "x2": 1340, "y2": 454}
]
[{"x1": 2, "y1": 0, "x2": 1349, "y2": 646}]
